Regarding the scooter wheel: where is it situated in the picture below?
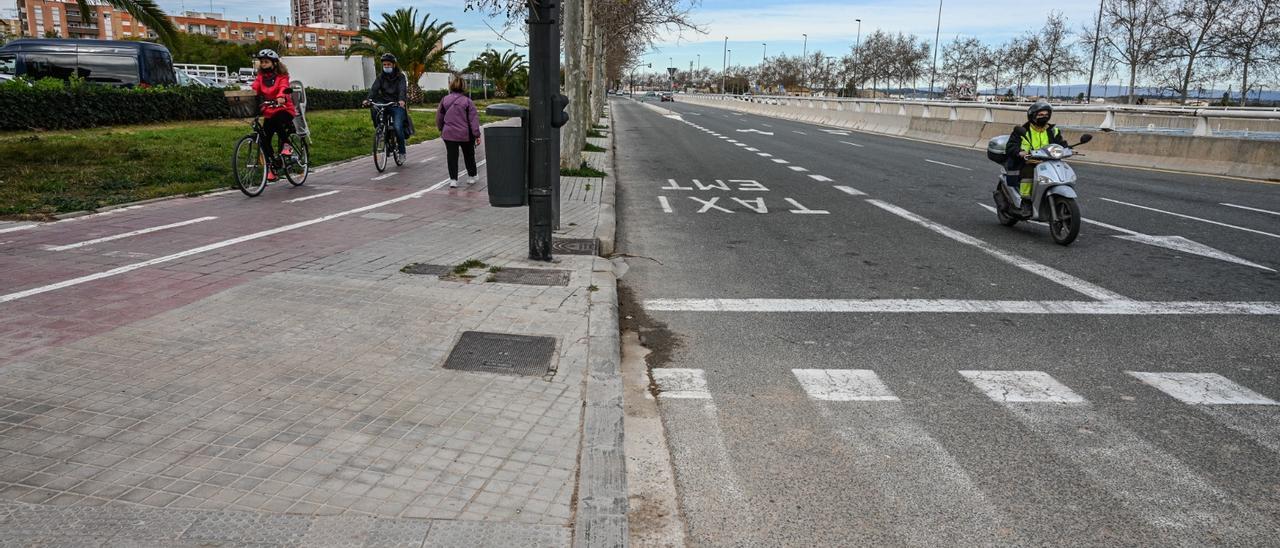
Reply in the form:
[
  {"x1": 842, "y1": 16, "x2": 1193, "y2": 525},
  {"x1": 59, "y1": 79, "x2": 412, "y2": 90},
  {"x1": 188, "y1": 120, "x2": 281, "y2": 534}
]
[{"x1": 1049, "y1": 196, "x2": 1081, "y2": 246}]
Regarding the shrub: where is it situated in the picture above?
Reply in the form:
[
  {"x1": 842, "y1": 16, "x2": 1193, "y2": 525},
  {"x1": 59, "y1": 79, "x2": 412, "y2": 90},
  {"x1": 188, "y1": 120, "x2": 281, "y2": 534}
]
[
  {"x1": 0, "y1": 78, "x2": 231, "y2": 131},
  {"x1": 305, "y1": 88, "x2": 367, "y2": 111}
]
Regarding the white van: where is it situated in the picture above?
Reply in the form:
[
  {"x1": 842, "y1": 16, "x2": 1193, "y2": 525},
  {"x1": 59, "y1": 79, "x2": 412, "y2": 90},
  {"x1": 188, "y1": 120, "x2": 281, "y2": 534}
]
[{"x1": 237, "y1": 67, "x2": 256, "y2": 83}]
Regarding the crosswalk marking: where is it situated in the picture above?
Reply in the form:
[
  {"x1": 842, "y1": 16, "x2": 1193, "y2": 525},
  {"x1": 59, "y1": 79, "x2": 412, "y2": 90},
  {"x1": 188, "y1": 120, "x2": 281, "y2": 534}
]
[
  {"x1": 792, "y1": 369, "x2": 898, "y2": 401},
  {"x1": 653, "y1": 368, "x2": 710, "y2": 399},
  {"x1": 1128, "y1": 372, "x2": 1278, "y2": 405},
  {"x1": 959, "y1": 370, "x2": 1085, "y2": 403}
]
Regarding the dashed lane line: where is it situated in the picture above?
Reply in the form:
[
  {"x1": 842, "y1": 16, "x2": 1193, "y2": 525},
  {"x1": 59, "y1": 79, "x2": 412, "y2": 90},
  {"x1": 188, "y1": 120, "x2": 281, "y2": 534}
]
[
  {"x1": 372, "y1": 172, "x2": 399, "y2": 181},
  {"x1": 925, "y1": 159, "x2": 973, "y2": 171},
  {"x1": 840, "y1": 141, "x2": 864, "y2": 148},
  {"x1": 44, "y1": 217, "x2": 219, "y2": 251},
  {"x1": 0, "y1": 224, "x2": 36, "y2": 234},
  {"x1": 1100, "y1": 197, "x2": 1280, "y2": 239},
  {"x1": 810, "y1": 175, "x2": 834, "y2": 182},
  {"x1": 788, "y1": 166, "x2": 809, "y2": 172},
  {"x1": 283, "y1": 190, "x2": 341, "y2": 204},
  {"x1": 834, "y1": 185, "x2": 865, "y2": 196},
  {"x1": 1220, "y1": 203, "x2": 1280, "y2": 216}
]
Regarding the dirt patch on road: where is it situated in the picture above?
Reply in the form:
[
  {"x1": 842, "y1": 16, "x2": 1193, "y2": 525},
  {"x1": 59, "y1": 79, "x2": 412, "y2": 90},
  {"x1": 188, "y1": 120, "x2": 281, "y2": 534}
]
[{"x1": 617, "y1": 282, "x2": 682, "y2": 395}]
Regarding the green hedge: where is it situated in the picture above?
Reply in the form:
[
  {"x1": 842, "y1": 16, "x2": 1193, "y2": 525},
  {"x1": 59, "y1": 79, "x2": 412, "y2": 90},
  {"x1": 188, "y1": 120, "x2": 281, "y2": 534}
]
[
  {"x1": 305, "y1": 88, "x2": 367, "y2": 111},
  {"x1": 0, "y1": 79, "x2": 232, "y2": 131}
]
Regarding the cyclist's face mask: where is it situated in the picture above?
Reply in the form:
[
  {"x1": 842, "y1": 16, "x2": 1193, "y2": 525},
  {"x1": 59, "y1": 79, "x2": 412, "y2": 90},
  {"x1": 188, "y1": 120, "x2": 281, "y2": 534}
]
[
  {"x1": 1033, "y1": 112, "x2": 1050, "y2": 126},
  {"x1": 383, "y1": 67, "x2": 393, "y2": 74},
  {"x1": 383, "y1": 62, "x2": 394, "y2": 74}
]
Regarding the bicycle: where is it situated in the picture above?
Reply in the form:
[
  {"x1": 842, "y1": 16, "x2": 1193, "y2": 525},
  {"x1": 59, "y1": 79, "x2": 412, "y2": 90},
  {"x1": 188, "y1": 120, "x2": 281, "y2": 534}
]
[
  {"x1": 231, "y1": 103, "x2": 310, "y2": 197},
  {"x1": 369, "y1": 101, "x2": 405, "y2": 173}
]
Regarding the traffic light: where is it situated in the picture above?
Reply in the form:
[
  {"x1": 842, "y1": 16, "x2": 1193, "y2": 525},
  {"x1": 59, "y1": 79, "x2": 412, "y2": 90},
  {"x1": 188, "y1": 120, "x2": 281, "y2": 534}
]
[{"x1": 551, "y1": 93, "x2": 570, "y2": 128}]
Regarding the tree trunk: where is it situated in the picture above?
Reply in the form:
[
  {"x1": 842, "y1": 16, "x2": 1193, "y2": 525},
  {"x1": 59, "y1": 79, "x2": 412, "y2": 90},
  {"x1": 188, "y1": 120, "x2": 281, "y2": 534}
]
[
  {"x1": 559, "y1": 0, "x2": 586, "y2": 169},
  {"x1": 589, "y1": 25, "x2": 606, "y2": 126},
  {"x1": 1240, "y1": 53, "x2": 1251, "y2": 107},
  {"x1": 1128, "y1": 64, "x2": 1138, "y2": 104},
  {"x1": 1180, "y1": 55, "x2": 1195, "y2": 105}
]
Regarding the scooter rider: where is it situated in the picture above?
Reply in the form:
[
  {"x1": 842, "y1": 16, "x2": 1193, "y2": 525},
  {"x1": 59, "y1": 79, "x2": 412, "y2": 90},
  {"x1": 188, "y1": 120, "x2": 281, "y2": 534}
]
[
  {"x1": 1004, "y1": 101, "x2": 1069, "y2": 215},
  {"x1": 363, "y1": 53, "x2": 409, "y2": 160}
]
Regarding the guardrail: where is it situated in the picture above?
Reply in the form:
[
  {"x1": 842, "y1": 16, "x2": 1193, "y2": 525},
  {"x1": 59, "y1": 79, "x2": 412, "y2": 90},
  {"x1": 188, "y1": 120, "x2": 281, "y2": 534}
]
[{"x1": 702, "y1": 94, "x2": 1280, "y2": 138}]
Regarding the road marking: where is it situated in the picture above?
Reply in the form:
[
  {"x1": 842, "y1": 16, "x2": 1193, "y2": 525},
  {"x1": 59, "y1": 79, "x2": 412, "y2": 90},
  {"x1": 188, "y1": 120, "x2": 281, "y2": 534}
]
[
  {"x1": 820, "y1": 129, "x2": 851, "y2": 136},
  {"x1": 788, "y1": 166, "x2": 809, "y2": 172},
  {"x1": 977, "y1": 203, "x2": 1274, "y2": 271},
  {"x1": 0, "y1": 224, "x2": 36, "y2": 234},
  {"x1": 1, "y1": 177, "x2": 456, "y2": 304},
  {"x1": 726, "y1": 139, "x2": 739, "y2": 143},
  {"x1": 745, "y1": 147, "x2": 759, "y2": 152},
  {"x1": 658, "y1": 196, "x2": 672, "y2": 213},
  {"x1": 925, "y1": 159, "x2": 972, "y2": 171},
  {"x1": 792, "y1": 369, "x2": 898, "y2": 401},
  {"x1": 840, "y1": 141, "x2": 864, "y2": 148},
  {"x1": 785, "y1": 198, "x2": 829, "y2": 214},
  {"x1": 690, "y1": 196, "x2": 732, "y2": 213},
  {"x1": 868, "y1": 199, "x2": 1126, "y2": 301},
  {"x1": 1100, "y1": 197, "x2": 1280, "y2": 239},
  {"x1": 44, "y1": 217, "x2": 219, "y2": 252},
  {"x1": 652, "y1": 368, "x2": 710, "y2": 399},
  {"x1": 372, "y1": 172, "x2": 399, "y2": 181},
  {"x1": 734, "y1": 143, "x2": 747, "y2": 147},
  {"x1": 771, "y1": 159, "x2": 789, "y2": 164},
  {"x1": 834, "y1": 185, "x2": 865, "y2": 196},
  {"x1": 735, "y1": 129, "x2": 774, "y2": 136},
  {"x1": 1220, "y1": 203, "x2": 1280, "y2": 216},
  {"x1": 417, "y1": 155, "x2": 438, "y2": 164},
  {"x1": 757, "y1": 153, "x2": 773, "y2": 157},
  {"x1": 641, "y1": 298, "x2": 1280, "y2": 315},
  {"x1": 283, "y1": 190, "x2": 340, "y2": 204},
  {"x1": 809, "y1": 175, "x2": 833, "y2": 182},
  {"x1": 792, "y1": 130, "x2": 807, "y2": 135},
  {"x1": 959, "y1": 370, "x2": 1085, "y2": 403},
  {"x1": 1129, "y1": 372, "x2": 1278, "y2": 405}
]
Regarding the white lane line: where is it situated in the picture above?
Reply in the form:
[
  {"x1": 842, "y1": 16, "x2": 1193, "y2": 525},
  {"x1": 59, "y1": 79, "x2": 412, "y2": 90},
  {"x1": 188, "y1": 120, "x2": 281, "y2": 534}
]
[
  {"x1": 771, "y1": 159, "x2": 789, "y2": 164},
  {"x1": 793, "y1": 130, "x2": 807, "y2": 135},
  {"x1": 925, "y1": 159, "x2": 973, "y2": 171},
  {"x1": 757, "y1": 153, "x2": 773, "y2": 157},
  {"x1": 745, "y1": 147, "x2": 759, "y2": 152},
  {"x1": 734, "y1": 143, "x2": 747, "y2": 147},
  {"x1": 960, "y1": 370, "x2": 1085, "y2": 403},
  {"x1": 652, "y1": 368, "x2": 710, "y2": 399},
  {"x1": 726, "y1": 139, "x2": 739, "y2": 143},
  {"x1": 979, "y1": 203, "x2": 1140, "y2": 235},
  {"x1": 761, "y1": 123, "x2": 772, "y2": 127},
  {"x1": 1220, "y1": 203, "x2": 1280, "y2": 216},
  {"x1": 834, "y1": 185, "x2": 866, "y2": 196},
  {"x1": 1128, "y1": 372, "x2": 1278, "y2": 405},
  {"x1": 658, "y1": 196, "x2": 672, "y2": 213},
  {"x1": 283, "y1": 190, "x2": 340, "y2": 204},
  {"x1": 641, "y1": 299, "x2": 1280, "y2": 315},
  {"x1": 1100, "y1": 198, "x2": 1280, "y2": 239},
  {"x1": 867, "y1": 199, "x2": 1127, "y2": 301},
  {"x1": 792, "y1": 369, "x2": 899, "y2": 401},
  {"x1": 785, "y1": 198, "x2": 829, "y2": 214},
  {"x1": 788, "y1": 166, "x2": 809, "y2": 172},
  {"x1": 0, "y1": 224, "x2": 37, "y2": 234},
  {"x1": 417, "y1": 155, "x2": 438, "y2": 165},
  {"x1": 810, "y1": 175, "x2": 833, "y2": 182},
  {"x1": 1, "y1": 177, "x2": 455, "y2": 305},
  {"x1": 45, "y1": 217, "x2": 218, "y2": 252},
  {"x1": 840, "y1": 141, "x2": 864, "y2": 148},
  {"x1": 372, "y1": 172, "x2": 399, "y2": 181}
]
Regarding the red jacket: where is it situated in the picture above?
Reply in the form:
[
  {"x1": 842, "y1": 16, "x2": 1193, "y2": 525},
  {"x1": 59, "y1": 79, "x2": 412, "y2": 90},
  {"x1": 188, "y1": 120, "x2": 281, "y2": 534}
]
[{"x1": 252, "y1": 72, "x2": 297, "y2": 118}]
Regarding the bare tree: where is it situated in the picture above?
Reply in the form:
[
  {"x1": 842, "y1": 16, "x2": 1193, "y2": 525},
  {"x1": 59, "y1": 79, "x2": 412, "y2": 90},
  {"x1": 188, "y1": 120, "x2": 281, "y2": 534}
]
[
  {"x1": 1157, "y1": 0, "x2": 1234, "y2": 104},
  {"x1": 1098, "y1": 0, "x2": 1166, "y2": 104},
  {"x1": 941, "y1": 36, "x2": 984, "y2": 96},
  {"x1": 1037, "y1": 11, "x2": 1083, "y2": 99},
  {"x1": 978, "y1": 42, "x2": 1004, "y2": 96},
  {"x1": 1222, "y1": 0, "x2": 1280, "y2": 105},
  {"x1": 1007, "y1": 33, "x2": 1041, "y2": 97}
]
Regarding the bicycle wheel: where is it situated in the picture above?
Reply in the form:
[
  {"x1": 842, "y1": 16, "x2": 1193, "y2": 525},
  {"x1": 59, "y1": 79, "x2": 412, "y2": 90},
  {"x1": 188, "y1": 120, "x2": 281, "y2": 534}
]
[
  {"x1": 233, "y1": 135, "x2": 267, "y2": 197},
  {"x1": 373, "y1": 124, "x2": 388, "y2": 172},
  {"x1": 284, "y1": 135, "x2": 309, "y2": 186}
]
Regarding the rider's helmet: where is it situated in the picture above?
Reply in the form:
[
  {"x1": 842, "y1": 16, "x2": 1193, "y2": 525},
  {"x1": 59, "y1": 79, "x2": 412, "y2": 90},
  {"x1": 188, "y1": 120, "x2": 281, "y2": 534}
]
[
  {"x1": 1027, "y1": 101, "x2": 1053, "y2": 124},
  {"x1": 255, "y1": 49, "x2": 280, "y2": 61},
  {"x1": 380, "y1": 53, "x2": 398, "y2": 64}
]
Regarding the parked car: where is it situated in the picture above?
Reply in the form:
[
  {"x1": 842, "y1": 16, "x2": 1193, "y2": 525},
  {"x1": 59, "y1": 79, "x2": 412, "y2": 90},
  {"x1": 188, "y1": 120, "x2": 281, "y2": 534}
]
[
  {"x1": 237, "y1": 67, "x2": 256, "y2": 84},
  {"x1": 0, "y1": 39, "x2": 176, "y2": 87},
  {"x1": 660, "y1": 92, "x2": 674, "y2": 102},
  {"x1": 174, "y1": 68, "x2": 210, "y2": 87}
]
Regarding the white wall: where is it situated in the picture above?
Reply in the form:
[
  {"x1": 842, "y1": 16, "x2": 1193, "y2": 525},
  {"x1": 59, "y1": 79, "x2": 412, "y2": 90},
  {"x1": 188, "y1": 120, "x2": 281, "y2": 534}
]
[
  {"x1": 282, "y1": 55, "x2": 375, "y2": 91},
  {"x1": 419, "y1": 72, "x2": 450, "y2": 92}
]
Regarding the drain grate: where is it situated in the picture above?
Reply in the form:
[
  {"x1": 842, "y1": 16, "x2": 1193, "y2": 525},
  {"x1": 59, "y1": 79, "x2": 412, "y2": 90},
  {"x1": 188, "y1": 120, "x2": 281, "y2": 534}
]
[
  {"x1": 490, "y1": 268, "x2": 571, "y2": 286},
  {"x1": 443, "y1": 331, "x2": 556, "y2": 377},
  {"x1": 552, "y1": 238, "x2": 599, "y2": 256}
]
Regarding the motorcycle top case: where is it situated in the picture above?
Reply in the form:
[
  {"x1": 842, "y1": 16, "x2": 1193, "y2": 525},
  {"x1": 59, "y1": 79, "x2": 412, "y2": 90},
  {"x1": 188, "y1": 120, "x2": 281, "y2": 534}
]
[{"x1": 986, "y1": 135, "x2": 1009, "y2": 164}]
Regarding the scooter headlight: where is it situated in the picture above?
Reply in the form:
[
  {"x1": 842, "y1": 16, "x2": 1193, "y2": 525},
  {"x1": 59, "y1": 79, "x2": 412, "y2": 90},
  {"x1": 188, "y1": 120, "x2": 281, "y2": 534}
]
[{"x1": 1045, "y1": 144, "x2": 1066, "y2": 160}]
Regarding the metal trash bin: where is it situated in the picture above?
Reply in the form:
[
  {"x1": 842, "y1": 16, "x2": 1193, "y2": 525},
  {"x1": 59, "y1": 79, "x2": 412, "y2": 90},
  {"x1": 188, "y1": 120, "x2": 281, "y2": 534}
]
[{"x1": 484, "y1": 104, "x2": 530, "y2": 208}]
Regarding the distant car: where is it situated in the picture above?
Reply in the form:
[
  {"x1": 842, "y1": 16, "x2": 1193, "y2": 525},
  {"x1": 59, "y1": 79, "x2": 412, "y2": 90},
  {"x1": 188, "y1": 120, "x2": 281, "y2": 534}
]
[
  {"x1": 645, "y1": 91, "x2": 656, "y2": 97},
  {"x1": 660, "y1": 92, "x2": 674, "y2": 102},
  {"x1": 237, "y1": 67, "x2": 256, "y2": 83},
  {"x1": 0, "y1": 38, "x2": 176, "y2": 87},
  {"x1": 173, "y1": 68, "x2": 210, "y2": 87}
]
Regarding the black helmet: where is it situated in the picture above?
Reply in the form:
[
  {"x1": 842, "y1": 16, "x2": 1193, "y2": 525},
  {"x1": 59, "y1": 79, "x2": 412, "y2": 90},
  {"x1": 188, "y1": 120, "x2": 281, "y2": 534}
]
[
  {"x1": 255, "y1": 49, "x2": 280, "y2": 61},
  {"x1": 1027, "y1": 100, "x2": 1053, "y2": 123},
  {"x1": 380, "y1": 53, "x2": 397, "y2": 64}
]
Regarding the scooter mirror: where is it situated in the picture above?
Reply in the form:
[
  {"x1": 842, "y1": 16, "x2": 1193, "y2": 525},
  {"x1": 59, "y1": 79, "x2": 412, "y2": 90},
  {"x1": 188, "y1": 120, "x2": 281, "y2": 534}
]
[{"x1": 1078, "y1": 134, "x2": 1093, "y2": 144}]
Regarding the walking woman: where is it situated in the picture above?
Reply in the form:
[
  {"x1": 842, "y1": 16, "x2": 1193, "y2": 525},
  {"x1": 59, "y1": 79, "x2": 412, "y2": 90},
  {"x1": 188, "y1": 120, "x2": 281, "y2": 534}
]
[
  {"x1": 437, "y1": 73, "x2": 482, "y2": 188},
  {"x1": 250, "y1": 49, "x2": 296, "y2": 183}
]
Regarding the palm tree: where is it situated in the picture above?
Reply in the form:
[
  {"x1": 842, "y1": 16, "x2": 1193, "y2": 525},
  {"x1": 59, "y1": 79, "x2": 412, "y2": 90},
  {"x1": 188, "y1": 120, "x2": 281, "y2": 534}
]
[
  {"x1": 465, "y1": 49, "x2": 529, "y2": 97},
  {"x1": 346, "y1": 8, "x2": 461, "y2": 103},
  {"x1": 74, "y1": 0, "x2": 177, "y2": 45}
]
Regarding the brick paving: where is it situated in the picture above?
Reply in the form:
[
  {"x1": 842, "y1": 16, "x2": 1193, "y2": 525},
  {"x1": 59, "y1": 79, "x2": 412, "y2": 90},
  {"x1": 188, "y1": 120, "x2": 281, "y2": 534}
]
[{"x1": 0, "y1": 126, "x2": 615, "y2": 546}]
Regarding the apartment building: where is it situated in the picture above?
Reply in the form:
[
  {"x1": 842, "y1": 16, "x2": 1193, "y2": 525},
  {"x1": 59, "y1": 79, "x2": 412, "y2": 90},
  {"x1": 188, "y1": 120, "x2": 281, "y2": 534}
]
[{"x1": 291, "y1": 0, "x2": 367, "y2": 32}]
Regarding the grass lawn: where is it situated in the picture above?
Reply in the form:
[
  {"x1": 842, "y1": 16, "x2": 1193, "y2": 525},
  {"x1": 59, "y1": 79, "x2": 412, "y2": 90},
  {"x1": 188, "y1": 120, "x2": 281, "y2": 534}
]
[{"x1": 0, "y1": 97, "x2": 528, "y2": 219}]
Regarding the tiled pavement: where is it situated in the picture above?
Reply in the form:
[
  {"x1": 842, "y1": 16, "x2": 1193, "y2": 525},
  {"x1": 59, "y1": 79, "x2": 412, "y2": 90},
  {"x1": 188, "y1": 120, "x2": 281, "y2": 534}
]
[{"x1": 0, "y1": 114, "x2": 617, "y2": 546}]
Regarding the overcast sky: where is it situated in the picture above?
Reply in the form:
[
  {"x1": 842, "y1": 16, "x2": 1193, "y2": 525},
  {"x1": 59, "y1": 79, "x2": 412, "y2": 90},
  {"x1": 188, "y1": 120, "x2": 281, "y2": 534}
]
[{"x1": 149, "y1": 0, "x2": 1100, "y2": 72}]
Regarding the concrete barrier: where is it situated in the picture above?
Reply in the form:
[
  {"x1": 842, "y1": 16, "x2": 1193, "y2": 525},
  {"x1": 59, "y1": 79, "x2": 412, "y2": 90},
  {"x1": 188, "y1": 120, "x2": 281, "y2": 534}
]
[{"x1": 680, "y1": 94, "x2": 1279, "y2": 181}]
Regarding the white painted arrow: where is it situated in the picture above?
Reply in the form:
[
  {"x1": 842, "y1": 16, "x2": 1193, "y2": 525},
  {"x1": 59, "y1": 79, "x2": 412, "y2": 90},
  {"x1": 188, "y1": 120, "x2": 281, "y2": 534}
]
[
  {"x1": 978, "y1": 203, "x2": 1274, "y2": 272},
  {"x1": 735, "y1": 128, "x2": 774, "y2": 135}
]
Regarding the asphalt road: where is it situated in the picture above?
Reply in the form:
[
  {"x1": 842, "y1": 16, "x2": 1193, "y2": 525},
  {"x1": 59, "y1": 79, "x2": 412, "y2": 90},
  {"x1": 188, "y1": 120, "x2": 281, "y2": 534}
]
[{"x1": 613, "y1": 95, "x2": 1280, "y2": 546}]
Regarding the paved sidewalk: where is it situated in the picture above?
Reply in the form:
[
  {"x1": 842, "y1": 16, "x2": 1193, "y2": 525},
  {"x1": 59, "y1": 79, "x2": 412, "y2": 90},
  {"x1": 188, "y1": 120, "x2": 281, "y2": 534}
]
[{"x1": 0, "y1": 112, "x2": 620, "y2": 546}]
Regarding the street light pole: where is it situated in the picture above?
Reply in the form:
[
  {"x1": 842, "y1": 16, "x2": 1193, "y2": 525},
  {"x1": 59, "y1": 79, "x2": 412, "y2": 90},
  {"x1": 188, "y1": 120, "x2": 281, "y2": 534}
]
[
  {"x1": 721, "y1": 36, "x2": 727, "y2": 94},
  {"x1": 1086, "y1": 0, "x2": 1103, "y2": 103},
  {"x1": 929, "y1": 0, "x2": 942, "y2": 98},
  {"x1": 854, "y1": 18, "x2": 861, "y2": 97},
  {"x1": 802, "y1": 33, "x2": 807, "y2": 94}
]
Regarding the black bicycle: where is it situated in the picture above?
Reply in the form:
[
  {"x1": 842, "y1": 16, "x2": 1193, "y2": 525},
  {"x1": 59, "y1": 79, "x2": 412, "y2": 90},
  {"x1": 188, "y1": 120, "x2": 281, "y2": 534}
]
[
  {"x1": 231, "y1": 104, "x2": 310, "y2": 197},
  {"x1": 369, "y1": 101, "x2": 405, "y2": 172}
]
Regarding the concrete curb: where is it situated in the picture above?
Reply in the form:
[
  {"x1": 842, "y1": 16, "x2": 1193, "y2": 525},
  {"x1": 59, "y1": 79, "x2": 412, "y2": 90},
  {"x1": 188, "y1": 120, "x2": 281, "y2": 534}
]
[
  {"x1": 597, "y1": 108, "x2": 618, "y2": 258},
  {"x1": 573, "y1": 102, "x2": 628, "y2": 548}
]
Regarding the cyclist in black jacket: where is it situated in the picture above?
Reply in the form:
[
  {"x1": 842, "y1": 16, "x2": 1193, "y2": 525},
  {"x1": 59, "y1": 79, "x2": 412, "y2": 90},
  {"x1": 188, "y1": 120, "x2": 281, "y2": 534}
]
[
  {"x1": 1004, "y1": 101, "x2": 1069, "y2": 215},
  {"x1": 363, "y1": 53, "x2": 409, "y2": 158}
]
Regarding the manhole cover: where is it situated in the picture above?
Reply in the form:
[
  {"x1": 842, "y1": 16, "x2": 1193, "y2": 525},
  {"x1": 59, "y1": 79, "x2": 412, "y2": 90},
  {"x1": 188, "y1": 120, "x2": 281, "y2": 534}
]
[
  {"x1": 400, "y1": 263, "x2": 450, "y2": 276},
  {"x1": 552, "y1": 238, "x2": 599, "y2": 256},
  {"x1": 490, "y1": 268, "x2": 571, "y2": 286},
  {"x1": 443, "y1": 331, "x2": 556, "y2": 377}
]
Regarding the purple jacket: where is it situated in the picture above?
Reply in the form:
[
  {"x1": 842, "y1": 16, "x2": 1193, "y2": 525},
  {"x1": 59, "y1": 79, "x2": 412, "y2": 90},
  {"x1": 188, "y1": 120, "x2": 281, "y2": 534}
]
[{"x1": 437, "y1": 92, "x2": 481, "y2": 142}]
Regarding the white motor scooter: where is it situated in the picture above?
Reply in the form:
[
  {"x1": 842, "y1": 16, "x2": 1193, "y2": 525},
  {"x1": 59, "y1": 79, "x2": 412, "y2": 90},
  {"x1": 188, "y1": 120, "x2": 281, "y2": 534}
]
[{"x1": 986, "y1": 133, "x2": 1093, "y2": 246}]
